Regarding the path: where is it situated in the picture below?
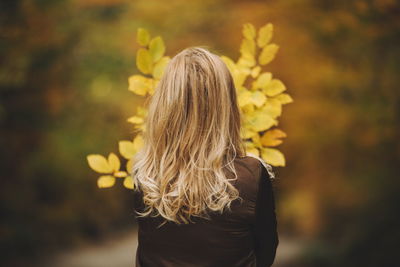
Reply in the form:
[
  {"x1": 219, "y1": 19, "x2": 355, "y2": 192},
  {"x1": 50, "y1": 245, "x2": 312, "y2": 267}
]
[{"x1": 43, "y1": 226, "x2": 302, "y2": 267}]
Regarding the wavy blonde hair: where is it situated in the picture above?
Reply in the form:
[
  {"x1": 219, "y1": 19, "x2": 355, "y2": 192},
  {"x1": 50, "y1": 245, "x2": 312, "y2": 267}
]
[{"x1": 131, "y1": 46, "x2": 247, "y2": 224}]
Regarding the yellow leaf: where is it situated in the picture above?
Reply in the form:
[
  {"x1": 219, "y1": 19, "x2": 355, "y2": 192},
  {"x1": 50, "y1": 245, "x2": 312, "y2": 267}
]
[
  {"x1": 133, "y1": 135, "x2": 144, "y2": 151},
  {"x1": 241, "y1": 103, "x2": 255, "y2": 114},
  {"x1": 114, "y1": 171, "x2": 128, "y2": 178},
  {"x1": 250, "y1": 90, "x2": 266, "y2": 107},
  {"x1": 240, "y1": 39, "x2": 256, "y2": 58},
  {"x1": 252, "y1": 72, "x2": 272, "y2": 90},
  {"x1": 246, "y1": 148, "x2": 260, "y2": 157},
  {"x1": 126, "y1": 159, "x2": 133, "y2": 174},
  {"x1": 136, "y1": 48, "x2": 153, "y2": 74},
  {"x1": 238, "y1": 89, "x2": 253, "y2": 107},
  {"x1": 149, "y1": 36, "x2": 165, "y2": 63},
  {"x1": 220, "y1": 56, "x2": 236, "y2": 74},
  {"x1": 241, "y1": 126, "x2": 257, "y2": 139},
  {"x1": 97, "y1": 175, "x2": 116, "y2": 188},
  {"x1": 245, "y1": 141, "x2": 260, "y2": 156},
  {"x1": 273, "y1": 93, "x2": 293, "y2": 104},
  {"x1": 264, "y1": 79, "x2": 286, "y2": 97},
  {"x1": 148, "y1": 79, "x2": 157, "y2": 95},
  {"x1": 123, "y1": 176, "x2": 134, "y2": 189},
  {"x1": 243, "y1": 23, "x2": 256, "y2": 40},
  {"x1": 261, "y1": 147, "x2": 285, "y2": 166},
  {"x1": 108, "y1": 153, "x2": 120, "y2": 172},
  {"x1": 251, "y1": 133, "x2": 262, "y2": 147},
  {"x1": 237, "y1": 55, "x2": 255, "y2": 68},
  {"x1": 251, "y1": 66, "x2": 261, "y2": 78},
  {"x1": 87, "y1": 154, "x2": 112, "y2": 173},
  {"x1": 261, "y1": 129, "x2": 287, "y2": 147},
  {"x1": 234, "y1": 69, "x2": 250, "y2": 88},
  {"x1": 137, "y1": 28, "x2": 150, "y2": 46},
  {"x1": 247, "y1": 110, "x2": 276, "y2": 132},
  {"x1": 262, "y1": 98, "x2": 282, "y2": 118},
  {"x1": 119, "y1": 141, "x2": 136, "y2": 160},
  {"x1": 257, "y1": 23, "x2": 273, "y2": 48},
  {"x1": 259, "y1": 44, "x2": 279, "y2": 65},
  {"x1": 152, "y1": 56, "x2": 170, "y2": 79},
  {"x1": 128, "y1": 75, "x2": 152, "y2": 96},
  {"x1": 127, "y1": 116, "x2": 144, "y2": 124}
]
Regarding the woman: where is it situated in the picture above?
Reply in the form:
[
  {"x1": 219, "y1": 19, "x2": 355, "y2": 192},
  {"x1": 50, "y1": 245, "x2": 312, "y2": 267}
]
[{"x1": 131, "y1": 47, "x2": 279, "y2": 267}]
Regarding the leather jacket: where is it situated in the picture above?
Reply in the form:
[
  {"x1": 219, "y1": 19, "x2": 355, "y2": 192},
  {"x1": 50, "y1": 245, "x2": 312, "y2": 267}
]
[{"x1": 132, "y1": 156, "x2": 279, "y2": 267}]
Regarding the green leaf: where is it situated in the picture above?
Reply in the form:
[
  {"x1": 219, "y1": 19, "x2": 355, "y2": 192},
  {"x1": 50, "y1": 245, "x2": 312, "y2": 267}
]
[
  {"x1": 136, "y1": 48, "x2": 153, "y2": 74},
  {"x1": 259, "y1": 44, "x2": 279, "y2": 65},
  {"x1": 257, "y1": 23, "x2": 273, "y2": 48},
  {"x1": 87, "y1": 154, "x2": 112, "y2": 173},
  {"x1": 137, "y1": 28, "x2": 150, "y2": 46},
  {"x1": 149, "y1": 36, "x2": 166, "y2": 63}
]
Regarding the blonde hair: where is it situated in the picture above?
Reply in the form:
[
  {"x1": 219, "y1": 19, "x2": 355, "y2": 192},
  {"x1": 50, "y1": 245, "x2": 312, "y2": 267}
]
[{"x1": 131, "y1": 46, "x2": 247, "y2": 224}]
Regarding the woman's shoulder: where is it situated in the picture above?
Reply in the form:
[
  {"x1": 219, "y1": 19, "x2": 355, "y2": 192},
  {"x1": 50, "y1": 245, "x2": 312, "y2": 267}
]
[{"x1": 234, "y1": 154, "x2": 275, "y2": 181}]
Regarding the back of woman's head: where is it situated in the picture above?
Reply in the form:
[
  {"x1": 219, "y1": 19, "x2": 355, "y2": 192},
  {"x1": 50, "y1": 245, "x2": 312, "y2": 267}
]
[{"x1": 131, "y1": 46, "x2": 246, "y2": 224}]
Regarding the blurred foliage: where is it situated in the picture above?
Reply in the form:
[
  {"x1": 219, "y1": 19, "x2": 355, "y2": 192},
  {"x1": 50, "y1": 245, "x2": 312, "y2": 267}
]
[{"x1": 86, "y1": 23, "x2": 292, "y2": 189}]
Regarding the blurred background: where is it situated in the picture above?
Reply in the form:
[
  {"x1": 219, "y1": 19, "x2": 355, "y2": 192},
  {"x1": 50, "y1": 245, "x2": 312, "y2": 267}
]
[{"x1": 1, "y1": 0, "x2": 399, "y2": 266}]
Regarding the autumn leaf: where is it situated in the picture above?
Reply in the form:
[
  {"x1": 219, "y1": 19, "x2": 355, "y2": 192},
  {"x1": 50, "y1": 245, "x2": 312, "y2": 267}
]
[
  {"x1": 108, "y1": 153, "x2": 120, "y2": 173},
  {"x1": 127, "y1": 116, "x2": 144, "y2": 124},
  {"x1": 257, "y1": 23, "x2": 273, "y2": 48},
  {"x1": 247, "y1": 110, "x2": 277, "y2": 132},
  {"x1": 261, "y1": 147, "x2": 286, "y2": 166},
  {"x1": 152, "y1": 56, "x2": 170, "y2": 79},
  {"x1": 128, "y1": 75, "x2": 149, "y2": 96},
  {"x1": 243, "y1": 23, "x2": 256, "y2": 40},
  {"x1": 252, "y1": 72, "x2": 272, "y2": 90},
  {"x1": 261, "y1": 129, "x2": 287, "y2": 147},
  {"x1": 273, "y1": 93, "x2": 293, "y2": 104},
  {"x1": 149, "y1": 36, "x2": 165, "y2": 63},
  {"x1": 119, "y1": 135, "x2": 144, "y2": 160},
  {"x1": 123, "y1": 176, "x2": 134, "y2": 189},
  {"x1": 250, "y1": 90, "x2": 266, "y2": 107},
  {"x1": 264, "y1": 79, "x2": 286, "y2": 97},
  {"x1": 87, "y1": 154, "x2": 112, "y2": 173},
  {"x1": 136, "y1": 48, "x2": 153, "y2": 74},
  {"x1": 259, "y1": 44, "x2": 279, "y2": 65},
  {"x1": 97, "y1": 175, "x2": 116, "y2": 188},
  {"x1": 137, "y1": 28, "x2": 150, "y2": 46},
  {"x1": 245, "y1": 141, "x2": 260, "y2": 156}
]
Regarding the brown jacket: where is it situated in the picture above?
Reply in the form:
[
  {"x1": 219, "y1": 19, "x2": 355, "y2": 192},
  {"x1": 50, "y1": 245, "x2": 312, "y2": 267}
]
[{"x1": 133, "y1": 156, "x2": 279, "y2": 267}]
